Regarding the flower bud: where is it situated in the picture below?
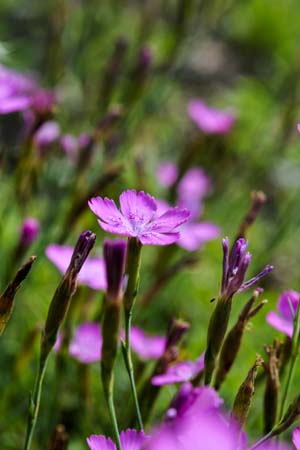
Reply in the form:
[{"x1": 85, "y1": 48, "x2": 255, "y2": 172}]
[
  {"x1": 103, "y1": 239, "x2": 127, "y2": 301},
  {"x1": 41, "y1": 231, "x2": 96, "y2": 358},
  {"x1": 0, "y1": 256, "x2": 36, "y2": 336},
  {"x1": 20, "y1": 218, "x2": 40, "y2": 247}
]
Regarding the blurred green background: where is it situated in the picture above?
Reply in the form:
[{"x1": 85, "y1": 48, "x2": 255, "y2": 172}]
[{"x1": 1, "y1": 0, "x2": 300, "y2": 448}]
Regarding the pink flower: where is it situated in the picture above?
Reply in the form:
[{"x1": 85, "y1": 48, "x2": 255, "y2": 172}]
[
  {"x1": 33, "y1": 121, "x2": 60, "y2": 150},
  {"x1": 151, "y1": 354, "x2": 204, "y2": 386},
  {"x1": 293, "y1": 426, "x2": 300, "y2": 450},
  {"x1": 121, "y1": 326, "x2": 166, "y2": 360},
  {"x1": 46, "y1": 244, "x2": 107, "y2": 290},
  {"x1": 297, "y1": 124, "x2": 300, "y2": 133},
  {"x1": 88, "y1": 189, "x2": 190, "y2": 246},
  {"x1": 69, "y1": 323, "x2": 102, "y2": 363},
  {"x1": 156, "y1": 197, "x2": 219, "y2": 252},
  {"x1": 177, "y1": 167, "x2": 211, "y2": 219},
  {"x1": 266, "y1": 290, "x2": 300, "y2": 338},
  {"x1": 87, "y1": 429, "x2": 147, "y2": 450},
  {"x1": 187, "y1": 99, "x2": 235, "y2": 135},
  {"x1": 156, "y1": 162, "x2": 178, "y2": 188}
]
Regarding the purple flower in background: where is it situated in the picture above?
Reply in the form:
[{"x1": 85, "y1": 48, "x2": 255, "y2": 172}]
[
  {"x1": 221, "y1": 237, "x2": 273, "y2": 300},
  {"x1": 177, "y1": 167, "x2": 211, "y2": 219},
  {"x1": 156, "y1": 161, "x2": 178, "y2": 188},
  {"x1": 187, "y1": 99, "x2": 235, "y2": 135},
  {"x1": 88, "y1": 189, "x2": 190, "y2": 245},
  {"x1": 69, "y1": 323, "x2": 102, "y2": 363},
  {"x1": 297, "y1": 124, "x2": 300, "y2": 133},
  {"x1": 152, "y1": 354, "x2": 204, "y2": 386},
  {"x1": 266, "y1": 290, "x2": 300, "y2": 338},
  {"x1": 20, "y1": 217, "x2": 40, "y2": 247},
  {"x1": 87, "y1": 429, "x2": 147, "y2": 450},
  {"x1": 121, "y1": 326, "x2": 166, "y2": 360},
  {"x1": 0, "y1": 64, "x2": 36, "y2": 114},
  {"x1": 293, "y1": 426, "x2": 300, "y2": 450},
  {"x1": 33, "y1": 121, "x2": 60, "y2": 150},
  {"x1": 46, "y1": 244, "x2": 107, "y2": 290},
  {"x1": 156, "y1": 198, "x2": 219, "y2": 251},
  {"x1": 178, "y1": 222, "x2": 220, "y2": 251},
  {"x1": 166, "y1": 382, "x2": 223, "y2": 421},
  {"x1": 0, "y1": 64, "x2": 55, "y2": 116}
]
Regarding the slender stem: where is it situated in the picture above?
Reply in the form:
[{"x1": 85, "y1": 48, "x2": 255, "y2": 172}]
[
  {"x1": 23, "y1": 356, "x2": 48, "y2": 450},
  {"x1": 279, "y1": 300, "x2": 300, "y2": 419},
  {"x1": 106, "y1": 387, "x2": 122, "y2": 450},
  {"x1": 124, "y1": 310, "x2": 144, "y2": 430},
  {"x1": 122, "y1": 237, "x2": 143, "y2": 430}
]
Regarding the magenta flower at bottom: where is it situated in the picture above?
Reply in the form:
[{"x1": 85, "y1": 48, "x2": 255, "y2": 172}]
[
  {"x1": 266, "y1": 290, "x2": 300, "y2": 338},
  {"x1": 88, "y1": 189, "x2": 190, "y2": 245},
  {"x1": 46, "y1": 244, "x2": 107, "y2": 290},
  {"x1": 293, "y1": 427, "x2": 300, "y2": 450},
  {"x1": 87, "y1": 429, "x2": 147, "y2": 450},
  {"x1": 69, "y1": 323, "x2": 102, "y2": 364},
  {"x1": 151, "y1": 354, "x2": 204, "y2": 386}
]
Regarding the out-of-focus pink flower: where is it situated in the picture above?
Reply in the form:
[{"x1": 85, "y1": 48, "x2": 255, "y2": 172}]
[
  {"x1": 69, "y1": 323, "x2": 102, "y2": 364},
  {"x1": 46, "y1": 244, "x2": 107, "y2": 290},
  {"x1": 166, "y1": 382, "x2": 223, "y2": 421},
  {"x1": 87, "y1": 429, "x2": 147, "y2": 450},
  {"x1": 0, "y1": 64, "x2": 55, "y2": 116},
  {"x1": 177, "y1": 168, "x2": 211, "y2": 209},
  {"x1": 177, "y1": 222, "x2": 220, "y2": 251},
  {"x1": 156, "y1": 197, "x2": 219, "y2": 251},
  {"x1": 297, "y1": 124, "x2": 300, "y2": 133},
  {"x1": 89, "y1": 189, "x2": 190, "y2": 246},
  {"x1": 156, "y1": 162, "x2": 178, "y2": 188},
  {"x1": 187, "y1": 99, "x2": 235, "y2": 135},
  {"x1": 152, "y1": 354, "x2": 204, "y2": 386},
  {"x1": 121, "y1": 326, "x2": 166, "y2": 360},
  {"x1": 33, "y1": 121, "x2": 60, "y2": 150},
  {"x1": 20, "y1": 217, "x2": 40, "y2": 246},
  {"x1": 266, "y1": 290, "x2": 300, "y2": 338},
  {"x1": 293, "y1": 426, "x2": 300, "y2": 450},
  {"x1": 60, "y1": 134, "x2": 78, "y2": 161}
]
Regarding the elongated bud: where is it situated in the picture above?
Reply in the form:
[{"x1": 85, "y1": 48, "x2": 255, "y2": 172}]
[
  {"x1": 214, "y1": 289, "x2": 265, "y2": 389},
  {"x1": 101, "y1": 239, "x2": 127, "y2": 396},
  {"x1": 204, "y1": 295, "x2": 232, "y2": 385},
  {"x1": 263, "y1": 341, "x2": 280, "y2": 433},
  {"x1": 103, "y1": 239, "x2": 127, "y2": 301},
  {"x1": 124, "y1": 237, "x2": 143, "y2": 314},
  {"x1": 235, "y1": 191, "x2": 267, "y2": 240},
  {"x1": 0, "y1": 256, "x2": 36, "y2": 336},
  {"x1": 42, "y1": 231, "x2": 96, "y2": 357},
  {"x1": 232, "y1": 355, "x2": 263, "y2": 429}
]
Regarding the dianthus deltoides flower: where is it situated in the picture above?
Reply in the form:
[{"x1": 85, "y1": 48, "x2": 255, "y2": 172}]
[{"x1": 88, "y1": 189, "x2": 190, "y2": 245}]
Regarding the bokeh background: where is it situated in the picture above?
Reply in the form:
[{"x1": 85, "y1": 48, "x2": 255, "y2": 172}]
[{"x1": 1, "y1": 0, "x2": 300, "y2": 448}]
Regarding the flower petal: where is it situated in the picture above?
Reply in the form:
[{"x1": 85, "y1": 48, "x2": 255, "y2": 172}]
[
  {"x1": 266, "y1": 312, "x2": 293, "y2": 338},
  {"x1": 149, "y1": 208, "x2": 190, "y2": 232},
  {"x1": 177, "y1": 222, "x2": 220, "y2": 251},
  {"x1": 69, "y1": 322, "x2": 102, "y2": 363},
  {"x1": 293, "y1": 426, "x2": 300, "y2": 450},
  {"x1": 87, "y1": 434, "x2": 115, "y2": 450},
  {"x1": 120, "y1": 429, "x2": 148, "y2": 450},
  {"x1": 139, "y1": 231, "x2": 180, "y2": 246},
  {"x1": 119, "y1": 190, "x2": 157, "y2": 224}
]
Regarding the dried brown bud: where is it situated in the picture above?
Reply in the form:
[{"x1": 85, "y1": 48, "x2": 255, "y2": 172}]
[
  {"x1": 0, "y1": 256, "x2": 36, "y2": 336},
  {"x1": 263, "y1": 341, "x2": 280, "y2": 432},
  {"x1": 235, "y1": 191, "x2": 267, "y2": 240},
  {"x1": 232, "y1": 355, "x2": 264, "y2": 429}
]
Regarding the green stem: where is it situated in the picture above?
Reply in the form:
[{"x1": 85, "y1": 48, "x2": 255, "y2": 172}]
[
  {"x1": 123, "y1": 238, "x2": 143, "y2": 430},
  {"x1": 23, "y1": 355, "x2": 48, "y2": 450},
  {"x1": 106, "y1": 385, "x2": 122, "y2": 450},
  {"x1": 279, "y1": 300, "x2": 300, "y2": 420}
]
